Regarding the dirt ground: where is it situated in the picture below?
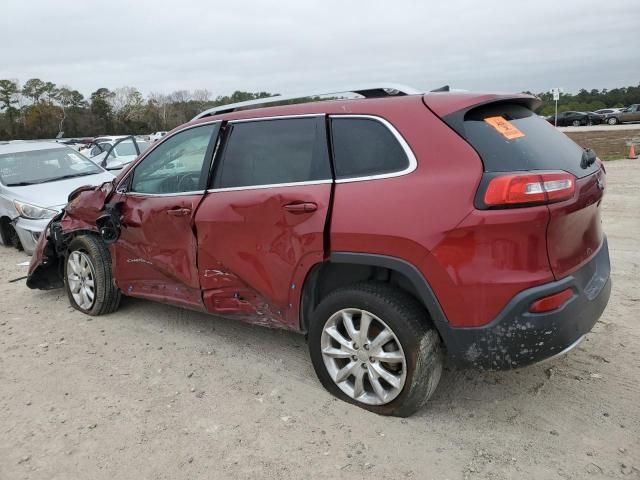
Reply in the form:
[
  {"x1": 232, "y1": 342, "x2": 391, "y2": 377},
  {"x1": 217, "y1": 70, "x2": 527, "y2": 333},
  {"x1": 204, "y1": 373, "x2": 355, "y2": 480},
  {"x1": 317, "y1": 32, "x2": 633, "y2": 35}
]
[
  {"x1": 1, "y1": 160, "x2": 638, "y2": 480},
  {"x1": 563, "y1": 126, "x2": 640, "y2": 160}
]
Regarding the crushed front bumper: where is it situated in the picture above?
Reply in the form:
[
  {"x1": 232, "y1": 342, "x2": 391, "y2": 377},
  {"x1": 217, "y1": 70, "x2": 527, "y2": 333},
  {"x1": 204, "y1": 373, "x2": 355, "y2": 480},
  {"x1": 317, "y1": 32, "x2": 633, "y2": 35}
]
[{"x1": 442, "y1": 237, "x2": 611, "y2": 370}]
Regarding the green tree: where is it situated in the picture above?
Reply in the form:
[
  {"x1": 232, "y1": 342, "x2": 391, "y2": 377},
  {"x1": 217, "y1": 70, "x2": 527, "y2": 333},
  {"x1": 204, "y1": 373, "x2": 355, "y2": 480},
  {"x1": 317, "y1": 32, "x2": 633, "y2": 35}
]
[
  {"x1": 22, "y1": 78, "x2": 48, "y2": 104},
  {"x1": 0, "y1": 79, "x2": 19, "y2": 136},
  {"x1": 90, "y1": 87, "x2": 114, "y2": 131}
]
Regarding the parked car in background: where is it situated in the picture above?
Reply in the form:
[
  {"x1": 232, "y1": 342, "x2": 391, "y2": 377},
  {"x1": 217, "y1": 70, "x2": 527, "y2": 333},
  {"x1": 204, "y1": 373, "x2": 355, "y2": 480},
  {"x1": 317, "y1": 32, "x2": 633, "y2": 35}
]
[
  {"x1": 0, "y1": 142, "x2": 114, "y2": 254},
  {"x1": 57, "y1": 138, "x2": 93, "y2": 151},
  {"x1": 87, "y1": 136, "x2": 149, "y2": 171},
  {"x1": 593, "y1": 108, "x2": 624, "y2": 116},
  {"x1": 605, "y1": 104, "x2": 640, "y2": 125},
  {"x1": 27, "y1": 84, "x2": 611, "y2": 416},
  {"x1": 149, "y1": 131, "x2": 167, "y2": 142},
  {"x1": 546, "y1": 111, "x2": 604, "y2": 126}
]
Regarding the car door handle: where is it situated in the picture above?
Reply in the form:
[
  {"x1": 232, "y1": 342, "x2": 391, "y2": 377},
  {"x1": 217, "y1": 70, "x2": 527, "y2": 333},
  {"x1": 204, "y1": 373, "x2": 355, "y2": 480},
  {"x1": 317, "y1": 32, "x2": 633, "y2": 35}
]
[
  {"x1": 167, "y1": 207, "x2": 192, "y2": 217},
  {"x1": 283, "y1": 202, "x2": 318, "y2": 213}
]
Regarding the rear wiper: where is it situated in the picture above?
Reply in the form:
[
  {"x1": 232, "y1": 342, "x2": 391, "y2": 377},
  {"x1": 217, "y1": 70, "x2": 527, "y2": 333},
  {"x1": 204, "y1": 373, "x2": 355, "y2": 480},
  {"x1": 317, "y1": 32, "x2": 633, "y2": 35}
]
[{"x1": 581, "y1": 148, "x2": 597, "y2": 169}]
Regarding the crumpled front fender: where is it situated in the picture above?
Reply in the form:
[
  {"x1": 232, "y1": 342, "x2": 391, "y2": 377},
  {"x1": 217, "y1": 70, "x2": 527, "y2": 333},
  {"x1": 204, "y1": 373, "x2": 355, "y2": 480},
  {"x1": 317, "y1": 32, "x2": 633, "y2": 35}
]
[{"x1": 26, "y1": 181, "x2": 114, "y2": 290}]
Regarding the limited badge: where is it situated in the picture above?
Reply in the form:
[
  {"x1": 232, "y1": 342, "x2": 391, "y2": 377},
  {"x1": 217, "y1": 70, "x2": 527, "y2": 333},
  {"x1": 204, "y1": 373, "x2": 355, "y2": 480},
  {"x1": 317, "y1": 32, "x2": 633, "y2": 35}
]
[{"x1": 484, "y1": 116, "x2": 525, "y2": 140}]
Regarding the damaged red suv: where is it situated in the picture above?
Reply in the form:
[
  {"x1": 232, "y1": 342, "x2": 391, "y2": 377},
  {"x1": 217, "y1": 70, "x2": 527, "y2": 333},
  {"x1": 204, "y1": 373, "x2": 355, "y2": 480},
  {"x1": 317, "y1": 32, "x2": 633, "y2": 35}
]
[{"x1": 27, "y1": 84, "x2": 611, "y2": 416}]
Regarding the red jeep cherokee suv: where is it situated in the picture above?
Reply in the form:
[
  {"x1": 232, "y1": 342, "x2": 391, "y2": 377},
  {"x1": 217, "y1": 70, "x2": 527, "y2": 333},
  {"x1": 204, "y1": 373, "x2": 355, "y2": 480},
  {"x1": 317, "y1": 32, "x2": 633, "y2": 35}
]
[{"x1": 27, "y1": 84, "x2": 611, "y2": 416}]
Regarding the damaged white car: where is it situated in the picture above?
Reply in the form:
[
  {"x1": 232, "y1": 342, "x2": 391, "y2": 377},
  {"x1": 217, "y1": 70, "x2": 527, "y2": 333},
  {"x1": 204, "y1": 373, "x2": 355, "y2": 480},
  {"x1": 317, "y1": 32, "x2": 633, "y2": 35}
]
[{"x1": 0, "y1": 141, "x2": 114, "y2": 254}]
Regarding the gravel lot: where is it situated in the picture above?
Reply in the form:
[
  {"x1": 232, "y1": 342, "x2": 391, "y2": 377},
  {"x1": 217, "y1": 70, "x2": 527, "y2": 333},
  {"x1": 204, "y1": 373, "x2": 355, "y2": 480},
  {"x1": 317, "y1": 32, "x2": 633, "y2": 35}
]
[{"x1": 1, "y1": 160, "x2": 638, "y2": 480}]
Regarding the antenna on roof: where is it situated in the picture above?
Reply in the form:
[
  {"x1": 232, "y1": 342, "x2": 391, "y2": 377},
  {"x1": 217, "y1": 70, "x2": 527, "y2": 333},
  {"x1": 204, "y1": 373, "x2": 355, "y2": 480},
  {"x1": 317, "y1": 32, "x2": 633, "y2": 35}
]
[{"x1": 192, "y1": 83, "x2": 423, "y2": 121}]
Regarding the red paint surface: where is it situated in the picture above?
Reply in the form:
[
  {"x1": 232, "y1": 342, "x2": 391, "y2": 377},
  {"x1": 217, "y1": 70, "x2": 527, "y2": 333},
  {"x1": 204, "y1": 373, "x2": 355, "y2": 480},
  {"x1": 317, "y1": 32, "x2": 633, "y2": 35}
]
[
  {"x1": 546, "y1": 169, "x2": 605, "y2": 279},
  {"x1": 111, "y1": 193, "x2": 205, "y2": 311},
  {"x1": 194, "y1": 184, "x2": 330, "y2": 328},
  {"x1": 28, "y1": 91, "x2": 606, "y2": 333}
]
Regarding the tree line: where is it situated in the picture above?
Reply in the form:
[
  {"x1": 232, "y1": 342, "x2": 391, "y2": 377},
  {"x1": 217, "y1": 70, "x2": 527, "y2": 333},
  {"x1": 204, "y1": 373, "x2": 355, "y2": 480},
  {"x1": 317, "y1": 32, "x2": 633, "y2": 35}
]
[
  {"x1": 0, "y1": 78, "x2": 273, "y2": 140},
  {"x1": 1, "y1": 78, "x2": 639, "y2": 140},
  {"x1": 531, "y1": 84, "x2": 640, "y2": 116}
]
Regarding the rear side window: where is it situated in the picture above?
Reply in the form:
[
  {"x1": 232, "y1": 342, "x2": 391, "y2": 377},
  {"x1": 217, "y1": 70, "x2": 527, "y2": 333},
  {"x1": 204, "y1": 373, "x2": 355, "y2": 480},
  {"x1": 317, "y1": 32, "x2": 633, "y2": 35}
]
[
  {"x1": 213, "y1": 117, "x2": 330, "y2": 188},
  {"x1": 460, "y1": 103, "x2": 597, "y2": 178},
  {"x1": 330, "y1": 118, "x2": 409, "y2": 179}
]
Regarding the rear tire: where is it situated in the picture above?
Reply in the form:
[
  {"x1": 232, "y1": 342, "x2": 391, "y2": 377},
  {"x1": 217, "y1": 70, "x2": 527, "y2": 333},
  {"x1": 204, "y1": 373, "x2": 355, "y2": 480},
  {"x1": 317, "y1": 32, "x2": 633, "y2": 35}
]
[
  {"x1": 308, "y1": 282, "x2": 443, "y2": 417},
  {"x1": 608, "y1": 117, "x2": 618, "y2": 125},
  {"x1": 64, "y1": 235, "x2": 121, "y2": 316},
  {"x1": 572, "y1": 120, "x2": 581, "y2": 127}
]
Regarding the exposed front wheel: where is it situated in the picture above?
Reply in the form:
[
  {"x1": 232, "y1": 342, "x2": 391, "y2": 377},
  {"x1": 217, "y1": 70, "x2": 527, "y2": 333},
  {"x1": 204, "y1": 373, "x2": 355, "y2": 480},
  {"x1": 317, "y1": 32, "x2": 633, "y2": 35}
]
[
  {"x1": 308, "y1": 283, "x2": 443, "y2": 417},
  {"x1": 64, "y1": 235, "x2": 121, "y2": 316}
]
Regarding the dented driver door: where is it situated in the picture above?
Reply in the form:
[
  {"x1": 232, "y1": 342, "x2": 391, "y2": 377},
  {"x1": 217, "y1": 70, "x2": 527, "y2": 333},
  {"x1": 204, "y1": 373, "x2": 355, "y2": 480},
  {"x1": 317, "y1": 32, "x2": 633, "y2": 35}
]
[{"x1": 110, "y1": 123, "x2": 220, "y2": 310}]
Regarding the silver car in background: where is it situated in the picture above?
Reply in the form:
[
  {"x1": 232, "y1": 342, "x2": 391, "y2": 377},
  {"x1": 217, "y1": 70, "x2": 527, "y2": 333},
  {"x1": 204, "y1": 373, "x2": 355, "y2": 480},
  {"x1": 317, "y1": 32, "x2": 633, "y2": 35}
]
[
  {"x1": 0, "y1": 142, "x2": 114, "y2": 254},
  {"x1": 86, "y1": 136, "x2": 148, "y2": 172}
]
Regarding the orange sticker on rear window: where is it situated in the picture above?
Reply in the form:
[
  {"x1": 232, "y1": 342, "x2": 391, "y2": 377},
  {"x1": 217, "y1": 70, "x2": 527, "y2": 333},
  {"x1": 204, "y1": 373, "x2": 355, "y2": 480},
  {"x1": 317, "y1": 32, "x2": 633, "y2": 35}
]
[{"x1": 484, "y1": 116, "x2": 525, "y2": 140}]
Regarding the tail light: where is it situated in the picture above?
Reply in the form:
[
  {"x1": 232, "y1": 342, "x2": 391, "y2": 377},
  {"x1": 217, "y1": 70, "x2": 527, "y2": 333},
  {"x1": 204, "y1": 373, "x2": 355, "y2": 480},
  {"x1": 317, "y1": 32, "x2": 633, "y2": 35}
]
[{"x1": 481, "y1": 171, "x2": 576, "y2": 208}]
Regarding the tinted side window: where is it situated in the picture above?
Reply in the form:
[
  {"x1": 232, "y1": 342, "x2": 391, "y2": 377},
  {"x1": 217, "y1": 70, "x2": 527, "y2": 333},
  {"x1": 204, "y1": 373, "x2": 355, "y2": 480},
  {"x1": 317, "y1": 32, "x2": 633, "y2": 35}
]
[
  {"x1": 330, "y1": 118, "x2": 409, "y2": 179},
  {"x1": 213, "y1": 117, "x2": 330, "y2": 188},
  {"x1": 130, "y1": 124, "x2": 217, "y2": 194}
]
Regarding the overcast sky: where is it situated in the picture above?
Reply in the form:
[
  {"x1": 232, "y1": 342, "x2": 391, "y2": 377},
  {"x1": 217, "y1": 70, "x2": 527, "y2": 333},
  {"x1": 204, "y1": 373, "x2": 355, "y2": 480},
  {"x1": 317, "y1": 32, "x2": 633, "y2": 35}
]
[{"x1": 1, "y1": 0, "x2": 638, "y2": 98}]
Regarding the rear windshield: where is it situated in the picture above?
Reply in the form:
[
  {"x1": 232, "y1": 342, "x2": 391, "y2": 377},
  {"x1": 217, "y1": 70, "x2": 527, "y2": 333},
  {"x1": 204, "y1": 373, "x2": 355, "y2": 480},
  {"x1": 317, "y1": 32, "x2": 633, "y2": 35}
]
[{"x1": 460, "y1": 103, "x2": 598, "y2": 178}]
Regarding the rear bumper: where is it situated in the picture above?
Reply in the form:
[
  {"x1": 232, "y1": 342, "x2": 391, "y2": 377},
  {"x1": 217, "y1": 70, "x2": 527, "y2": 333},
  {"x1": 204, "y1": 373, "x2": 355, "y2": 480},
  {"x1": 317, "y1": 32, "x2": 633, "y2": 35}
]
[{"x1": 441, "y1": 236, "x2": 611, "y2": 370}]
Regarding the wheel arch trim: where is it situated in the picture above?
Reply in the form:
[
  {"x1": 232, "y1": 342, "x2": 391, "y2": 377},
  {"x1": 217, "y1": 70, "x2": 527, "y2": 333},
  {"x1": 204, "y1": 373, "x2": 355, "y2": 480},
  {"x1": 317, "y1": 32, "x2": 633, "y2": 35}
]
[{"x1": 302, "y1": 252, "x2": 450, "y2": 336}]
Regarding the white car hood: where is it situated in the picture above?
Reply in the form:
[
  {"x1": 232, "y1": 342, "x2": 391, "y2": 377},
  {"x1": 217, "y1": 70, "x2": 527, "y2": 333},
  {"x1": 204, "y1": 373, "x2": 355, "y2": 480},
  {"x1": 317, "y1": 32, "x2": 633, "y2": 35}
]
[{"x1": 8, "y1": 171, "x2": 115, "y2": 210}]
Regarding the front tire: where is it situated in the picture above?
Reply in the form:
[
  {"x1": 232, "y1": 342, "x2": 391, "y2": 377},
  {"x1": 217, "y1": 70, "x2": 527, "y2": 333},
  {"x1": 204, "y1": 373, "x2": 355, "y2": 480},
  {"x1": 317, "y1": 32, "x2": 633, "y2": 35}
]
[
  {"x1": 64, "y1": 235, "x2": 121, "y2": 316},
  {"x1": 308, "y1": 283, "x2": 443, "y2": 417},
  {"x1": 0, "y1": 220, "x2": 23, "y2": 250},
  {"x1": 608, "y1": 117, "x2": 618, "y2": 125},
  {"x1": 572, "y1": 120, "x2": 581, "y2": 127}
]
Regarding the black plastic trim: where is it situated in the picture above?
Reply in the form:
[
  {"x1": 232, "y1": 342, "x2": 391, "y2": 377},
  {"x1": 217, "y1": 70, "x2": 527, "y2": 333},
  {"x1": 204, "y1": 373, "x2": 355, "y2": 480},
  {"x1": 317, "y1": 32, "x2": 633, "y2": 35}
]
[
  {"x1": 329, "y1": 252, "x2": 451, "y2": 333},
  {"x1": 443, "y1": 236, "x2": 611, "y2": 369},
  {"x1": 331, "y1": 238, "x2": 611, "y2": 371}
]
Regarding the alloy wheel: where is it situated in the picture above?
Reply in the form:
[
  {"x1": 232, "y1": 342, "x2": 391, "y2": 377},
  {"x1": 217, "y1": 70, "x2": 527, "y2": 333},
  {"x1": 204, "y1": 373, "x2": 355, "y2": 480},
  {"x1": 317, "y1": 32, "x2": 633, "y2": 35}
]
[
  {"x1": 320, "y1": 308, "x2": 407, "y2": 405},
  {"x1": 67, "y1": 251, "x2": 96, "y2": 310}
]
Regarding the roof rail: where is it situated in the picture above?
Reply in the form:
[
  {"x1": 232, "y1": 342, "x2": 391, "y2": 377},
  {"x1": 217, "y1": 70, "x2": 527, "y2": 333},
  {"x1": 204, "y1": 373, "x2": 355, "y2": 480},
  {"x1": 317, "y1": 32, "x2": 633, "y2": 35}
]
[{"x1": 192, "y1": 83, "x2": 423, "y2": 121}]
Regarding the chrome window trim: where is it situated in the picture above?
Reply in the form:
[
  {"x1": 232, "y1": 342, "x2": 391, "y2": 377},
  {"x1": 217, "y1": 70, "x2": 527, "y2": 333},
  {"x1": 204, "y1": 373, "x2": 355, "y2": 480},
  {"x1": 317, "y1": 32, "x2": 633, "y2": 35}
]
[
  {"x1": 117, "y1": 114, "x2": 416, "y2": 196},
  {"x1": 208, "y1": 179, "x2": 332, "y2": 193},
  {"x1": 124, "y1": 190, "x2": 206, "y2": 198},
  {"x1": 329, "y1": 114, "x2": 417, "y2": 184},
  {"x1": 115, "y1": 119, "x2": 222, "y2": 196}
]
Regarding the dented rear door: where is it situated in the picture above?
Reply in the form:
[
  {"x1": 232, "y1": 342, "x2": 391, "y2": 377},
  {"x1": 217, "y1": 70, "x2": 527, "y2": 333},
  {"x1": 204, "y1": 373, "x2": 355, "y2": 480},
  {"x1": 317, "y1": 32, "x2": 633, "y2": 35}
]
[{"x1": 194, "y1": 116, "x2": 332, "y2": 329}]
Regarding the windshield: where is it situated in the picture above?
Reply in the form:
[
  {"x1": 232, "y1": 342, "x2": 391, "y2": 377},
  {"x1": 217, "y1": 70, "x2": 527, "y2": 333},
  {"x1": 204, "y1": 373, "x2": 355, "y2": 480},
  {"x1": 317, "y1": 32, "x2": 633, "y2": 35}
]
[
  {"x1": 0, "y1": 147, "x2": 103, "y2": 186},
  {"x1": 114, "y1": 140, "x2": 148, "y2": 157}
]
